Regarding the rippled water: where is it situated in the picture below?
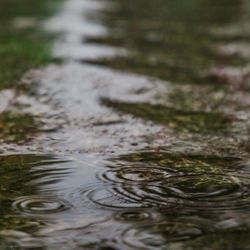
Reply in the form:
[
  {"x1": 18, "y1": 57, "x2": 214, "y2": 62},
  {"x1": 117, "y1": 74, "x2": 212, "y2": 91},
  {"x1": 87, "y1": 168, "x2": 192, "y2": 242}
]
[{"x1": 1, "y1": 0, "x2": 250, "y2": 249}]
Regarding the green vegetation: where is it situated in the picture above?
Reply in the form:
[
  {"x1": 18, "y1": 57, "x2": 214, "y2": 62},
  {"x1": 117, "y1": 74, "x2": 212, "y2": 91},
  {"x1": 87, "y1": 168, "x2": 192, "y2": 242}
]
[
  {"x1": 0, "y1": 0, "x2": 63, "y2": 90},
  {"x1": 0, "y1": 0, "x2": 63, "y2": 143},
  {"x1": 85, "y1": 0, "x2": 248, "y2": 86},
  {"x1": 102, "y1": 98, "x2": 232, "y2": 134},
  {"x1": 87, "y1": 0, "x2": 250, "y2": 159},
  {"x1": 0, "y1": 112, "x2": 38, "y2": 143},
  {"x1": 111, "y1": 151, "x2": 250, "y2": 249}
]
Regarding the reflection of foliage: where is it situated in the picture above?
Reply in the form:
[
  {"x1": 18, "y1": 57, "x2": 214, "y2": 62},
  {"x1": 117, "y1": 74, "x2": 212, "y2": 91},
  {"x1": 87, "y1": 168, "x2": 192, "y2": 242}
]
[
  {"x1": 185, "y1": 229, "x2": 250, "y2": 249},
  {"x1": 0, "y1": 112, "x2": 38, "y2": 143},
  {"x1": 85, "y1": 0, "x2": 247, "y2": 85},
  {"x1": 0, "y1": 155, "x2": 48, "y2": 230},
  {"x1": 102, "y1": 98, "x2": 232, "y2": 134},
  {"x1": 0, "y1": 0, "x2": 62, "y2": 90},
  {"x1": 166, "y1": 175, "x2": 238, "y2": 194},
  {"x1": 112, "y1": 150, "x2": 250, "y2": 248},
  {"x1": 112, "y1": 151, "x2": 243, "y2": 193},
  {"x1": 116, "y1": 151, "x2": 241, "y2": 175},
  {"x1": 117, "y1": 151, "x2": 247, "y2": 200},
  {"x1": 0, "y1": 154, "x2": 68, "y2": 232}
]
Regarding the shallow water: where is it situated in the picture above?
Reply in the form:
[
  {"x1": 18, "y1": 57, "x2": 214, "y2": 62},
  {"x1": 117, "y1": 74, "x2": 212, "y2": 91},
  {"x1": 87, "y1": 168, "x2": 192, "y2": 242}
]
[{"x1": 0, "y1": 0, "x2": 250, "y2": 249}]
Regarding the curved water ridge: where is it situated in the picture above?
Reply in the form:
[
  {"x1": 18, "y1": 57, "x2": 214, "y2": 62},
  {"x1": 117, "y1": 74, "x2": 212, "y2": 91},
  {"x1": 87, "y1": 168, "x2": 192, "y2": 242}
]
[
  {"x1": 85, "y1": 153, "x2": 250, "y2": 210},
  {"x1": 13, "y1": 196, "x2": 71, "y2": 215}
]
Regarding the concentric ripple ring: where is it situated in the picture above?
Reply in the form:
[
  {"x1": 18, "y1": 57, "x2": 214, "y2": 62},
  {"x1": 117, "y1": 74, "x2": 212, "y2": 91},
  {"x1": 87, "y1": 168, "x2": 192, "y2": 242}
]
[{"x1": 13, "y1": 196, "x2": 71, "y2": 214}]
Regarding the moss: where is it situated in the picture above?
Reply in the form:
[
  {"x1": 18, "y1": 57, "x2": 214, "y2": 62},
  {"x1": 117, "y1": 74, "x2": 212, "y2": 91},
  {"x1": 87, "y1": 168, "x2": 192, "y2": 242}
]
[
  {"x1": 102, "y1": 98, "x2": 232, "y2": 134},
  {"x1": 0, "y1": 0, "x2": 63, "y2": 90},
  {"x1": 0, "y1": 112, "x2": 38, "y2": 143}
]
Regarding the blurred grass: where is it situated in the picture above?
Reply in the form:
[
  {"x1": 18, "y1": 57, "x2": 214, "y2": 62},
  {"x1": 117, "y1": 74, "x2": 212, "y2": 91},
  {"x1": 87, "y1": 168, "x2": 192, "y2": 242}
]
[
  {"x1": 0, "y1": 0, "x2": 63, "y2": 90},
  {"x1": 85, "y1": 0, "x2": 248, "y2": 86}
]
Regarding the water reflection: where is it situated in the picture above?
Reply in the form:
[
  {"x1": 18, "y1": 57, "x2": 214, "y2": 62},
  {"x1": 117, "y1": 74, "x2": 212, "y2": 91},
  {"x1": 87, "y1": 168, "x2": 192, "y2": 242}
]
[
  {"x1": 91, "y1": 152, "x2": 250, "y2": 209},
  {"x1": 0, "y1": 144, "x2": 249, "y2": 249},
  {"x1": 86, "y1": 151, "x2": 250, "y2": 249},
  {"x1": 0, "y1": 154, "x2": 71, "y2": 248}
]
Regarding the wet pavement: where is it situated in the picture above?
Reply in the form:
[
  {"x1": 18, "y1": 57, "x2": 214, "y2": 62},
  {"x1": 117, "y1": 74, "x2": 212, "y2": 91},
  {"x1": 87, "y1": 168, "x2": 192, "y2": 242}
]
[{"x1": 0, "y1": 0, "x2": 250, "y2": 249}]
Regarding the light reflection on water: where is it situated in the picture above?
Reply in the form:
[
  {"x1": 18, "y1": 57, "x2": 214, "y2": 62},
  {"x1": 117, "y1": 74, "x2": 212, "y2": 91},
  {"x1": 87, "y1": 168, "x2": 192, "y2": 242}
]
[
  {"x1": 1, "y1": 0, "x2": 250, "y2": 249},
  {"x1": 1, "y1": 153, "x2": 250, "y2": 249}
]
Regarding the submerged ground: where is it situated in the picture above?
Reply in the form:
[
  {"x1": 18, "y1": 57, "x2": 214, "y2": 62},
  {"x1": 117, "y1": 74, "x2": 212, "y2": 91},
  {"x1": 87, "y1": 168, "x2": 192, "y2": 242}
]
[{"x1": 0, "y1": 0, "x2": 250, "y2": 249}]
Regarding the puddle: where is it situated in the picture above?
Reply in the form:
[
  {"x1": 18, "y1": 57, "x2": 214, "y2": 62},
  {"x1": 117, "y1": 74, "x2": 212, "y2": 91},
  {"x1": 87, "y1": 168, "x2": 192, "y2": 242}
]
[{"x1": 0, "y1": 0, "x2": 250, "y2": 249}]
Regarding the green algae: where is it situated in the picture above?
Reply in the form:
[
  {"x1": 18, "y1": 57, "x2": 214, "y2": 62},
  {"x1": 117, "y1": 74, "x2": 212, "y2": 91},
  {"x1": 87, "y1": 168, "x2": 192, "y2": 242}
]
[
  {"x1": 0, "y1": 0, "x2": 63, "y2": 90},
  {"x1": 0, "y1": 111, "x2": 38, "y2": 144},
  {"x1": 102, "y1": 98, "x2": 232, "y2": 134}
]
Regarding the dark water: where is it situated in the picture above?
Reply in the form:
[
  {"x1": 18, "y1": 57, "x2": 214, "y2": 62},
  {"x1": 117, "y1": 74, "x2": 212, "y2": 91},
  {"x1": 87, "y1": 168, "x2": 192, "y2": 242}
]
[{"x1": 0, "y1": 0, "x2": 250, "y2": 249}]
